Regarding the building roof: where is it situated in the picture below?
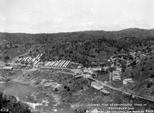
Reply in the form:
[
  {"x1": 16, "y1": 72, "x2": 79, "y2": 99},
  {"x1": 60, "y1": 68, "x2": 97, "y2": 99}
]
[
  {"x1": 112, "y1": 71, "x2": 120, "y2": 75},
  {"x1": 123, "y1": 78, "x2": 133, "y2": 81},
  {"x1": 3, "y1": 66, "x2": 13, "y2": 70},
  {"x1": 91, "y1": 67, "x2": 102, "y2": 71},
  {"x1": 91, "y1": 82, "x2": 103, "y2": 89},
  {"x1": 113, "y1": 76, "x2": 121, "y2": 80},
  {"x1": 83, "y1": 74, "x2": 92, "y2": 78},
  {"x1": 101, "y1": 89, "x2": 110, "y2": 94}
]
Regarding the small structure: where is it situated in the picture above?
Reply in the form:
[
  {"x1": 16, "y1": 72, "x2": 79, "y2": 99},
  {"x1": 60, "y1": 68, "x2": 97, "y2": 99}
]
[
  {"x1": 3, "y1": 66, "x2": 13, "y2": 70},
  {"x1": 91, "y1": 81, "x2": 103, "y2": 90},
  {"x1": 116, "y1": 67, "x2": 122, "y2": 72},
  {"x1": 83, "y1": 68, "x2": 94, "y2": 75},
  {"x1": 91, "y1": 67, "x2": 102, "y2": 71},
  {"x1": 77, "y1": 65, "x2": 83, "y2": 69},
  {"x1": 103, "y1": 66, "x2": 109, "y2": 71},
  {"x1": 112, "y1": 76, "x2": 121, "y2": 81},
  {"x1": 112, "y1": 69, "x2": 121, "y2": 81},
  {"x1": 123, "y1": 78, "x2": 133, "y2": 85},
  {"x1": 82, "y1": 74, "x2": 92, "y2": 78},
  {"x1": 112, "y1": 71, "x2": 120, "y2": 76},
  {"x1": 101, "y1": 89, "x2": 110, "y2": 95}
]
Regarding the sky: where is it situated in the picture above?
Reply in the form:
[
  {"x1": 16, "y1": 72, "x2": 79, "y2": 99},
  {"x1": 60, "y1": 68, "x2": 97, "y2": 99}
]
[{"x1": 0, "y1": 0, "x2": 154, "y2": 33}]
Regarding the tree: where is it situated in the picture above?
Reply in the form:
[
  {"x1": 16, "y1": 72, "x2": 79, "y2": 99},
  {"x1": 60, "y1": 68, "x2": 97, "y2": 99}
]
[{"x1": 4, "y1": 55, "x2": 10, "y2": 62}]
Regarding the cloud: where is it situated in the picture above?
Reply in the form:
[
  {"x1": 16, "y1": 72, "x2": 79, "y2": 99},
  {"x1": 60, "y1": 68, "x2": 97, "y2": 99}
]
[
  {"x1": 0, "y1": 17, "x2": 5, "y2": 21},
  {"x1": 81, "y1": 22, "x2": 95, "y2": 27},
  {"x1": 0, "y1": 0, "x2": 153, "y2": 33},
  {"x1": 14, "y1": 9, "x2": 37, "y2": 13},
  {"x1": 91, "y1": 8, "x2": 94, "y2": 12},
  {"x1": 53, "y1": 18, "x2": 65, "y2": 23}
]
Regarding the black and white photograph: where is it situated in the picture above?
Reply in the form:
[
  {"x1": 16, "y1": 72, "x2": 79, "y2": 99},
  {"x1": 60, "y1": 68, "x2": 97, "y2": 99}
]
[{"x1": 0, "y1": 0, "x2": 154, "y2": 113}]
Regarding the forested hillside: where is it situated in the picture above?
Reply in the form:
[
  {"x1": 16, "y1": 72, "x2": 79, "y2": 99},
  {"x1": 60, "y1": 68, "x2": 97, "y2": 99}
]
[{"x1": 0, "y1": 28, "x2": 154, "y2": 66}]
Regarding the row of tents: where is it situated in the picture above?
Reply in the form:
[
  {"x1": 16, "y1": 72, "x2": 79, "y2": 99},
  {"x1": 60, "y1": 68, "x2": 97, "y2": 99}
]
[
  {"x1": 16, "y1": 54, "x2": 43, "y2": 66},
  {"x1": 44, "y1": 60, "x2": 70, "y2": 68}
]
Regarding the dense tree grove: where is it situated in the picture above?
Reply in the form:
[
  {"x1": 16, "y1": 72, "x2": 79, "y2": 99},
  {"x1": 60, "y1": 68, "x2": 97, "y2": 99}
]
[{"x1": 0, "y1": 92, "x2": 31, "y2": 113}]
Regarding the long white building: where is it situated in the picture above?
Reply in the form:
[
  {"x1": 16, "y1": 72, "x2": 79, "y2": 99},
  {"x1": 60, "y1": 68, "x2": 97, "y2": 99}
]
[
  {"x1": 49, "y1": 61, "x2": 55, "y2": 66},
  {"x1": 63, "y1": 61, "x2": 70, "y2": 67},
  {"x1": 58, "y1": 60, "x2": 65, "y2": 67}
]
